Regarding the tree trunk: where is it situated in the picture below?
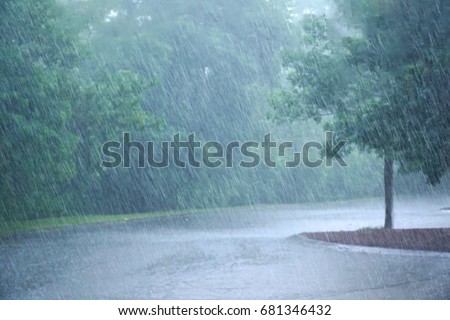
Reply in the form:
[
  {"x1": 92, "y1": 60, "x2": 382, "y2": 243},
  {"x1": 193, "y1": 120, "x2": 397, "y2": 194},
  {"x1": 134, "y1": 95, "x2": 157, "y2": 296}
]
[{"x1": 384, "y1": 157, "x2": 394, "y2": 229}]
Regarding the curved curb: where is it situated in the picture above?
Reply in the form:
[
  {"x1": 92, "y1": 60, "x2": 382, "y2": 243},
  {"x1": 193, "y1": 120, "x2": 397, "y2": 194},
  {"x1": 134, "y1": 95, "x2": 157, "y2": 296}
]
[{"x1": 291, "y1": 234, "x2": 450, "y2": 258}]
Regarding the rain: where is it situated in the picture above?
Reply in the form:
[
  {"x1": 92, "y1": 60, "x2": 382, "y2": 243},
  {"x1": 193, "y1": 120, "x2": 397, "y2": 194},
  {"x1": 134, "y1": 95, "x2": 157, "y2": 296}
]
[{"x1": 1, "y1": 0, "x2": 449, "y2": 300}]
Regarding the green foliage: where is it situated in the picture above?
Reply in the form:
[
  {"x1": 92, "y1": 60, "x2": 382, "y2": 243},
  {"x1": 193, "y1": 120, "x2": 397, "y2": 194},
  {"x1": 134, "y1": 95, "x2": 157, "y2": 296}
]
[
  {"x1": 342, "y1": 0, "x2": 450, "y2": 184},
  {"x1": 0, "y1": 0, "x2": 159, "y2": 221},
  {"x1": 0, "y1": 0, "x2": 79, "y2": 219},
  {"x1": 64, "y1": 0, "x2": 289, "y2": 139},
  {"x1": 272, "y1": 1, "x2": 450, "y2": 185}
]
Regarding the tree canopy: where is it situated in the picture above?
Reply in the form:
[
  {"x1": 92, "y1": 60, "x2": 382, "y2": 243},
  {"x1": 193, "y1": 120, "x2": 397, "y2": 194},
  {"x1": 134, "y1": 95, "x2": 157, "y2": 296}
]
[{"x1": 272, "y1": 0, "x2": 450, "y2": 227}]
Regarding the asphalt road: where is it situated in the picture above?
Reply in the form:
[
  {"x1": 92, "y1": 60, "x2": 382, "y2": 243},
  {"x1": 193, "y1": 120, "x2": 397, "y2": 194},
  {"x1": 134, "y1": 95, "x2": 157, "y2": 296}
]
[{"x1": 1, "y1": 197, "x2": 449, "y2": 299}]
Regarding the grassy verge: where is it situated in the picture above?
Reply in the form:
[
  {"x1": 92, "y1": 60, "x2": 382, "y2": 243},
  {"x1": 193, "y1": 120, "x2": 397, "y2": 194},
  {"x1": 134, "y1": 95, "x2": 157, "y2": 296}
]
[{"x1": 0, "y1": 208, "x2": 211, "y2": 238}]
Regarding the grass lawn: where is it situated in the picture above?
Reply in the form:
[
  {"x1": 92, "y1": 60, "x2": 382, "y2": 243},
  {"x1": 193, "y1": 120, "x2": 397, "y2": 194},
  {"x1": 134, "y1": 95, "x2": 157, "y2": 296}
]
[{"x1": 0, "y1": 208, "x2": 209, "y2": 238}]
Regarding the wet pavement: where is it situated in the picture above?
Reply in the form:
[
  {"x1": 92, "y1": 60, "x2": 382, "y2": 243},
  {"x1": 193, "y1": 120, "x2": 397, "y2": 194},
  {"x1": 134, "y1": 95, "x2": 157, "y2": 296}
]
[{"x1": 1, "y1": 197, "x2": 449, "y2": 299}]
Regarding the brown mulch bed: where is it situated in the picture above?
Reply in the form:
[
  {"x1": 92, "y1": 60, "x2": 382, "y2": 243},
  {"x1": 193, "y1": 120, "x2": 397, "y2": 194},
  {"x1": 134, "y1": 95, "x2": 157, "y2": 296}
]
[{"x1": 302, "y1": 228, "x2": 450, "y2": 253}]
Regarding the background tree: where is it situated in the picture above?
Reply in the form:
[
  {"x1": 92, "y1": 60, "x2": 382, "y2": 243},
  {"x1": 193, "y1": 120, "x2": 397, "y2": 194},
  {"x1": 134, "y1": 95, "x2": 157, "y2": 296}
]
[{"x1": 0, "y1": 0, "x2": 157, "y2": 220}]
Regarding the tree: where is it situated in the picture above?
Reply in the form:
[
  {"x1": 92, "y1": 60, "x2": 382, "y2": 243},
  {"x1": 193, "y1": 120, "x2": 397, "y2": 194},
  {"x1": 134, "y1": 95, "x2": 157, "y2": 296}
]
[
  {"x1": 272, "y1": 0, "x2": 450, "y2": 229},
  {"x1": 60, "y1": 0, "x2": 296, "y2": 212},
  {"x1": 0, "y1": 0, "x2": 80, "y2": 219},
  {"x1": 0, "y1": 0, "x2": 158, "y2": 221}
]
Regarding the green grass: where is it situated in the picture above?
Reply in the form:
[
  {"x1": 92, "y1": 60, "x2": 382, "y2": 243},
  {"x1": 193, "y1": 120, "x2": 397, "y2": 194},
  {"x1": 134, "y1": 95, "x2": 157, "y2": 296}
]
[
  {"x1": 357, "y1": 226, "x2": 384, "y2": 232},
  {"x1": 0, "y1": 208, "x2": 212, "y2": 238}
]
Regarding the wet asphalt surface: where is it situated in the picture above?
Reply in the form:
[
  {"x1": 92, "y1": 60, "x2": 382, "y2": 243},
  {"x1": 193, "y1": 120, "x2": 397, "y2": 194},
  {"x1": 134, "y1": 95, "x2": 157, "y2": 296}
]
[{"x1": 1, "y1": 197, "x2": 449, "y2": 299}]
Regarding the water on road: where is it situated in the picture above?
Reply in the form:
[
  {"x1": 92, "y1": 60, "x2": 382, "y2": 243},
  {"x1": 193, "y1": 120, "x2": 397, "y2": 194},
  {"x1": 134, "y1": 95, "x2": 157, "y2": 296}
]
[{"x1": 1, "y1": 197, "x2": 449, "y2": 299}]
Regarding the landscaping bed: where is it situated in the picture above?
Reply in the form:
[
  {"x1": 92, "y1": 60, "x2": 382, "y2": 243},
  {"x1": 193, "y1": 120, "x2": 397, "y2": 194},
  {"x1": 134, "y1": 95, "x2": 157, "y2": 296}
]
[{"x1": 303, "y1": 228, "x2": 450, "y2": 253}]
